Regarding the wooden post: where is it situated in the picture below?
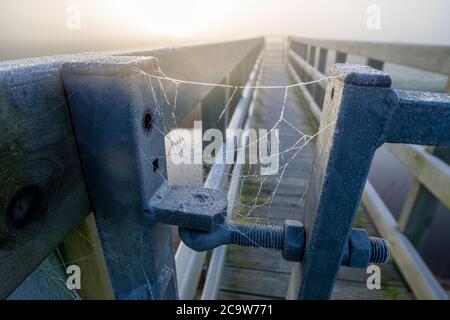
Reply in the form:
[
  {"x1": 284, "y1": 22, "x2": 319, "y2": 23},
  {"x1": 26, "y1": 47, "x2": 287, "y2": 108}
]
[
  {"x1": 367, "y1": 58, "x2": 385, "y2": 71},
  {"x1": 335, "y1": 51, "x2": 347, "y2": 64},
  {"x1": 0, "y1": 57, "x2": 91, "y2": 299},
  {"x1": 318, "y1": 48, "x2": 328, "y2": 74},
  {"x1": 59, "y1": 213, "x2": 114, "y2": 299}
]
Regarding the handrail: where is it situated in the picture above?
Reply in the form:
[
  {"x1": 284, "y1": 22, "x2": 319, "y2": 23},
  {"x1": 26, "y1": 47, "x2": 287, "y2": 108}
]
[
  {"x1": 287, "y1": 38, "x2": 449, "y2": 299},
  {"x1": 122, "y1": 38, "x2": 264, "y2": 123},
  {"x1": 289, "y1": 36, "x2": 450, "y2": 76}
]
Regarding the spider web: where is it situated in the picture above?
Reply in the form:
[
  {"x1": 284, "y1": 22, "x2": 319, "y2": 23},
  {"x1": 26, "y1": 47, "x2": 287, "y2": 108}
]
[
  {"x1": 131, "y1": 47, "x2": 336, "y2": 248},
  {"x1": 20, "y1": 44, "x2": 337, "y2": 300}
]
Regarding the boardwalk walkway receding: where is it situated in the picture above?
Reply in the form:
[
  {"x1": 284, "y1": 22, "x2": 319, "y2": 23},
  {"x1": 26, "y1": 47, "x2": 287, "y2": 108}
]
[{"x1": 217, "y1": 43, "x2": 413, "y2": 300}]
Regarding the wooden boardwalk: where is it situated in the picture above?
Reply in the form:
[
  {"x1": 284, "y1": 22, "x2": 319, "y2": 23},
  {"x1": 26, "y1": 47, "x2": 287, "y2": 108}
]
[{"x1": 217, "y1": 47, "x2": 413, "y2": 300}]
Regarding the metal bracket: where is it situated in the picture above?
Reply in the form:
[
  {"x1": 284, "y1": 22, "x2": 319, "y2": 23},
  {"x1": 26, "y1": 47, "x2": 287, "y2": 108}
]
[
  {"x1": 62, "y1": 56, "x2": 178, "y2": 299},
  {"x1": 147, "y1": 183, "x2": 227, "y2": 231}
]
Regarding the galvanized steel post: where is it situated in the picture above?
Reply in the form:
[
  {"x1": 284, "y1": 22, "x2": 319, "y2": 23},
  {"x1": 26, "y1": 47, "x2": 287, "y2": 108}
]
[
  {"x1": 62, "y1": 56, "x2": 178, "y2": 299},
  {"x1": 288, "y1": 64, "x2": 450, "y2": 300}
]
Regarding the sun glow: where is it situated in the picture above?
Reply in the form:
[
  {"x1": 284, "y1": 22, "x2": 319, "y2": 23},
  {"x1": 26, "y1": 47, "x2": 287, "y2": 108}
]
[{"x1": 109, "y1": 0, "x2": 227, "y2": 38}]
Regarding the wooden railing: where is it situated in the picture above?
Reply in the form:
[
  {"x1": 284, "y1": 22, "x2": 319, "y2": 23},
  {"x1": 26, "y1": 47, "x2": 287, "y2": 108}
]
[{"x1": 287, "y1": 36, "x2": 450, "y2": 299}]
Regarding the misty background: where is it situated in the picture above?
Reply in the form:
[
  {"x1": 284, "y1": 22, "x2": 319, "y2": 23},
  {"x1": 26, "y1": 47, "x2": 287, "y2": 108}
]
[{"x1": 0, "y1": 0, "x2": 449, "y2": 60}]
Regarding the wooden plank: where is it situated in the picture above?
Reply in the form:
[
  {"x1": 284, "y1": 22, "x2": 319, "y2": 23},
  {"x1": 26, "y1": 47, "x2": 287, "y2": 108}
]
[
  {"x1": 362, "y1": 182, "x2": 448, "y2": 299},
  {"x1": 387, "y1": 144, "x2": 450, "y2": 209},
  {"x1": 289, "y1": 36, "x2": 450, "y2": 76},
  {"x1": 332, "y1": 279, "x2": 412, "y2": 300},
  {"x1": 398, "y1": 180, "x2": 439, "y2": 248},
  {"x1": 241, "y1": 183, "x2": 309, "y2": 197},
  {"x1": 220, "y1": 266, "x2": 290, "y2": 299},
  {"x1": 337, "y1": 265, "x2": 408, "y2": 287},
  {"x1": 0, "y1": 60, "x2": 91, "y2": 299},
  {"x1": 225, "y1": 246, "x2": 292, "y2": 274},
  {"x1": 217, "y1": 290, "x2": 276, "y2": 300}
]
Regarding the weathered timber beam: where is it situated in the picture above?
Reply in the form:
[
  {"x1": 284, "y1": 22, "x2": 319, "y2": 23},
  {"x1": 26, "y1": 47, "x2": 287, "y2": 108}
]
[{"x1": 288, "y1": 36, "x2": 450, "y2": 76}]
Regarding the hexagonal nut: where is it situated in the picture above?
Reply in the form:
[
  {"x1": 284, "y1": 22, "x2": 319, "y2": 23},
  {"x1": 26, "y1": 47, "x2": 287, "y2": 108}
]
[
  {"x1": 347, "y1": 229, "x2": 371, "y2": 268},
  {"x1": 282, "y1": 220, "x2": 305, "y2": 262}
]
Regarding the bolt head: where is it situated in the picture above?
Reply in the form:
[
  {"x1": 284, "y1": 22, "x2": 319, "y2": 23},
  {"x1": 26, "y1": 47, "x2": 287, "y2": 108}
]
[
  {"x1": 348, "y1": 229, "x2": 371, "y2": 268},
  {"x1": 282, "y1": 220, "x2": 305, "y2": 262}
]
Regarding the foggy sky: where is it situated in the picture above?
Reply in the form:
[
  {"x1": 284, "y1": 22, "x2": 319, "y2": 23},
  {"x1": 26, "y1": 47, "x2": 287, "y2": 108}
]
[{"x1": 0, "y1": 0, "x2": 449, "y2": 59}]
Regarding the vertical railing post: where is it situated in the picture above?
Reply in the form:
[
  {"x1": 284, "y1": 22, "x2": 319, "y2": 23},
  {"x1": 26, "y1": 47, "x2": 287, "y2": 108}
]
[
  {"x1": 318, "y1": 48, "x2": 328, "y2": 74},
  {"x1": 287, "y1": 65, "x2": 395, "y2": 299},
  {"x1": 335, "y1": 51, "x2": 347, "y2": 64},
  {"x1": 367, "y1": 58, "x2": 385, "y2": 71},
  {"x1": 308, "y1": 45, "x2": 317, "y2": 67}
]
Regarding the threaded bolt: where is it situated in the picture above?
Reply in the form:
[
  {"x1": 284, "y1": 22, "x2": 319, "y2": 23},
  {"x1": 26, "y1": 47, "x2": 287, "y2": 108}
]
[
  {"x1": 370, "y1": 237, "x2": 390, "y2": 264},
  {"x1": 179, "y1": 218, "x2": 390, "y2": 266},
  {"x1": 230, "y1": 222, "x2": 284, "y2": 249},
  {"x1": 229, "y1": 222, "x2": 390, "y2": 266}
]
